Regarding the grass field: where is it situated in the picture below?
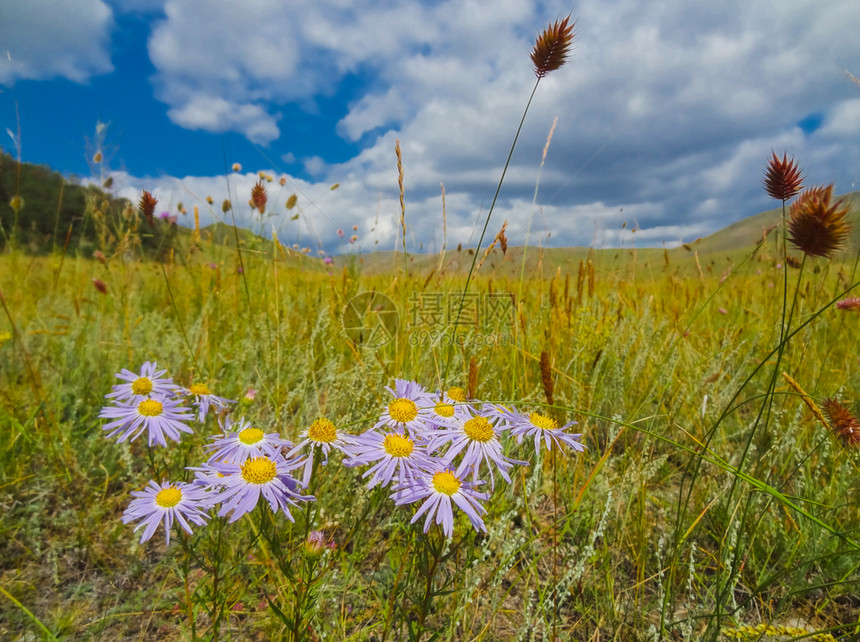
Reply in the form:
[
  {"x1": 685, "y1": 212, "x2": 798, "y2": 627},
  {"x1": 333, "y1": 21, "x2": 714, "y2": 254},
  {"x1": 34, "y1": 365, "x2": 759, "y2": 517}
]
[
  {"x1": 1, "y1": 202, "x2": 859, "y2": 641},
  {"x1": 3, "y1": 18, "x2": 860, "y2": 641}
]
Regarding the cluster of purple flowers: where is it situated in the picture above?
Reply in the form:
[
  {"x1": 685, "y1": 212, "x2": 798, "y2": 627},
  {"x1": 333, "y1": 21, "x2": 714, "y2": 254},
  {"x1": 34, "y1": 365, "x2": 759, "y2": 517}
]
[
  {"x1": 99, "y1": 362, "x2": 233, "y2": 447},
  {"x1": 337, "y1": 379, "x2": 586, "y2": 538},
  {"x1": 102, "y1": 365, "x2": 585, "y2": 545},
  {"x1": 101, "y1": 363, "x2": 316, "y2": 543}
]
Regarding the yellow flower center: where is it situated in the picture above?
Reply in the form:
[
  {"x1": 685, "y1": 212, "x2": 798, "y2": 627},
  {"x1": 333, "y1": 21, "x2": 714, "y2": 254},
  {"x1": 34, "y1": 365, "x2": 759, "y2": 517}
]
[
  {"x1": 308, "y1": 418, "x2": 337, "y2": 443},
  {"x1": 383, "y1": 432, "x2": 414, "y2": 458},
  {"x1": 138, "y1": 399, "x2": 163, "y2": 417},
  {"x1": 435, "y1": 401, "x2": 455, "y2": 417},
  {"x1": 239, "y1": 427, "x2": 264, "y2": 445},
  {"x1": 432, "y1": 470, "x2": 461, "y2": 496},
  {"x1": 463, "y1": 416, "x2": 494, "y2": 442},
  {"x1": 131, "y1": 376, "x2": 153, "y2": 396},
  {"x1": 155, "y1": 486, "x2": 182, "y2": 508},
  {"x1": 529, "y1": 412, "x2": 558, "y2": 430},
  {"x1": 189, "y1": 383, "x2": 211, "y2": 396},
  {"x1": 447, "y1": 387, "x2": 467, "y2": 402},
  {"x1": 389, "y1": 398, "x2": 418, "y2": 423},
  {"x1": 241, "y1": 457, "x2": 278, "y2": 485}
]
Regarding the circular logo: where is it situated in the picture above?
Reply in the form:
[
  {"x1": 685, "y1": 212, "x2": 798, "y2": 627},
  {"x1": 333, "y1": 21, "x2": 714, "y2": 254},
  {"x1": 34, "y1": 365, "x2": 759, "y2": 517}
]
[{"x1": 342, "y1": 292, "x2": 399, "y2": 348}]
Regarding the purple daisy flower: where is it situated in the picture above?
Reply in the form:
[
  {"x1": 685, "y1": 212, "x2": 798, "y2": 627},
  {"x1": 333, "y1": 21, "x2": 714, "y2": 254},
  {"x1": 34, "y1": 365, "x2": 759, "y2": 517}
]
[
  {"x1": 427, "y1": 407, "x2": 527, "y2": 489},
  {"x1": 106, "y1": 361, "x2": 178, "y2": 403},
  {"x1": 444, "y1": 386, "x2": 470, "y2": 404},
  {"x1": 178, "y1": 382, "x2": 234, "y2": 422},
  {"x1": 187, "y1": 460, "x2": 229, "y2": 506},
  {"x1": 502, "y1": 409, "x2": 586, "y2": 454},
  {"x1": 205, "y1": 417, "x2": 290, "y2": 464},
  {"x1": 286, "y1": 417, "x2": 357, "y2": 487},
  {"x1": 423, "y1": 391, "x2": 473, "y2": 431},
  {"x1": 394, "y1": 468, "x2": 489, "y2": 538},
  {"x1": 373, "y1": 379, "x2": 435, "y2": 439},
  {"x1": 122, "y1": 480, "x2": 210, "y2": 544},
  {"x1": 211, "y1": 454, "x2": 312, "y2": 523},
  {"x1": 343, "y1": 429, "x2": 437, "y2": 489},
  {"x1": 99, "y1": 394, "x2": 194, "y2": 447}
]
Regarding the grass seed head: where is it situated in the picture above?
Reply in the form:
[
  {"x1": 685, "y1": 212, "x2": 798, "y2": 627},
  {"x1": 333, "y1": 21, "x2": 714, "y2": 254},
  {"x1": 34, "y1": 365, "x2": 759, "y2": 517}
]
[
  {"x1": 822, "y1": 397, "x2": 860, "y2": 447},
  {"x1": 787, "y1": 185, "x2": 850, "y2": 258},
  {"x1": 468, "y1": 356, "x2": 478, "y2": 400},
  {"x1": 91, "y1": 278, "x2": 108, "y2": 294},
  {"x1": 497, "y1": 219, "x2": 508, "y2": 255},
  {"x1": 9, "y1": 194, "x2": 24, "y2": 214},
  {"x1": 835, "y1": 296, "x2": 860, "y2": 310},
  {"x1": 138, "y1": 190, "x2": 157, "y2": 227},
  {"x1": 539, "y1": 350, "x2": 554, "y2": 405},
  {"x1": 531, "y1": 16, "x2": 575, "y2": 79},
  {"x1": 763, "y1": 152, "x2": 803, "y2": 201},
  {"x1": 250, "y1": 180, "x2": 267, "y2": 214}
]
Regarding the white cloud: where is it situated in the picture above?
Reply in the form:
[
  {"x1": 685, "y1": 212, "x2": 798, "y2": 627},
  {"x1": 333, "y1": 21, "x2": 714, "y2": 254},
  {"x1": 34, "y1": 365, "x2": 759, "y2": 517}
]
[
  {"x1": 0, "y1": 0, "x2": 114, "y2": 84},
  {"x1": 166, "y1": 95, "x2": 280, "y2": 144},
  {"x1": 77, "y1": 0, "x2": 860, "y2": 249},
  {"x1": 818, "y1": 98, "x2": 860, "y2": 136}
]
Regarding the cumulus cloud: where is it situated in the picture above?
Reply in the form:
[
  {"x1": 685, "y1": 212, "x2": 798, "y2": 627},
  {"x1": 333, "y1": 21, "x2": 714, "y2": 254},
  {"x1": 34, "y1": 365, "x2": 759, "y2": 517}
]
[
  {"x1": 0, "y1": 0, "x2": 114, "y2": 84},
  {"x1": 166, "y1": 95, "x2": 280, "y2": 144},
  {"x1": 98, "y1": 0, "x2": 860, "y2": 249},
  {"x1": 818, "y1": 98, "x2": 860, "y2": 136}
]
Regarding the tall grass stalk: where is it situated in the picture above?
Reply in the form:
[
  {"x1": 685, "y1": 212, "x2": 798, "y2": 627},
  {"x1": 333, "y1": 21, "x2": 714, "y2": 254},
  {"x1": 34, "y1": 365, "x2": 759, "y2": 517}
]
[{"x1": 444, "y1": 17, "x2": 575, "y2": 383}]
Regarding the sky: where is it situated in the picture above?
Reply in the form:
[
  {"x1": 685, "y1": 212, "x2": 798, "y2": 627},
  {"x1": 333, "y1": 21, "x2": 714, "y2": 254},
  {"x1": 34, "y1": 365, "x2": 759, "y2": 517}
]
[{"x1": 1, "y1": 0, "x2": 860, "y2": 256}]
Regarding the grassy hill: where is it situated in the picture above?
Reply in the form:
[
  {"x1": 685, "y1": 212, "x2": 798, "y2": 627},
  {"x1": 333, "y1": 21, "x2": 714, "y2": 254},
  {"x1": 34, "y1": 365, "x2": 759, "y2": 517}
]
[
  {"x1": 3, "y1": 152, "x2": 858, "y2": 281},
  {"x1": 337, "y1": 188, "x2": 860, "y2": 281}
]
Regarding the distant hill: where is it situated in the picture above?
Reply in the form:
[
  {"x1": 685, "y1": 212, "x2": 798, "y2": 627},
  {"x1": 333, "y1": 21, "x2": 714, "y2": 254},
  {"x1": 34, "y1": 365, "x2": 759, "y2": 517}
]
[
  {"x1": 0, "y1": 151, "x2": 188, "y2": 258},
  {"x1": 690, "y1": 191, "x2": 860, "y2": 256},
  {"x1": 2, "y1": 153, "x2": 857, "y2": 277},
  {"x1": 343, "y1": 190, "x2": 860, "y2": 279}
]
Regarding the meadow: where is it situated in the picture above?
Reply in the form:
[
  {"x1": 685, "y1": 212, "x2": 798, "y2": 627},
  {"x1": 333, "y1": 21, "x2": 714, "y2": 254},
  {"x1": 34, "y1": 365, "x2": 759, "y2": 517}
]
[
  {"x1": 1, "y1": 196, "x2": 859, "y2": 640},
  {"x1": 3, "y1": 18, "x2": 860, "y2": 642}
]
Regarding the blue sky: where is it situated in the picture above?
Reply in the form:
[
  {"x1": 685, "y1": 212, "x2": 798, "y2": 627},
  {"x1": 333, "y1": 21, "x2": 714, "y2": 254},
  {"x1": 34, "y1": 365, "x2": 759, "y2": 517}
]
[{"x1": 2, "y1": 0, "x2": 860, "y2": 254}]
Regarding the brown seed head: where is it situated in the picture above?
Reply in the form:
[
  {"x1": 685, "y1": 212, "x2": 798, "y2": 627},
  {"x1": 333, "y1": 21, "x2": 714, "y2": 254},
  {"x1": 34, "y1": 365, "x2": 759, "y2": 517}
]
[
  {"x1": 784, "y1": 254, "x2": 802, "y2": 268},
  {"x1": 468, "y1": 356, "x2": 478, "y2": 400},
  {"x1": 787, "y1": 185, "x2": 851, "y2": 258},
  {"x1": 531, "y1": 16, "x2": 575, "y2": 79},
  {"x1": 539, "y1": 350, "x2": 554, "y2": 406},
  {"x1": 822, "y1": 397, "x2": 860, "y2": 447},
  {"x1": 91, "y1": 278, "x2": 108, "y2": 294},
  {"x1": 782, "y1": 372, "x2": 827, "y2": 427},
  {"x1": 835, "y1": 297, "x2": 860, "y2": 311},
  {"x1": 93, "y1": 250, "x2": 106, "y2": 265},
  {"x1": 222, "y1": 199, "x2": 232, "y2": 213},
  {"x1": 763, "y1": 152, "x2": 803, "y2": 201},
  {"x1": 250, "y1": 180, "x2": 267, "y2": 213},
  {"x1": 138, "y1": 190, "x2": 157, "y2": 227},
  {"x1": 285, "y1": 194, "x2": 298, "y2": 210}
]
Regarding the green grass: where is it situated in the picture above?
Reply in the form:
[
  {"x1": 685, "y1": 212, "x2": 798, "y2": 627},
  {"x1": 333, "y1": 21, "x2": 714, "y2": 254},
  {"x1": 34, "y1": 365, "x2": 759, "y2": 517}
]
[{"x1": 1, "y1": 214, "x2": 859, "y2": 640}]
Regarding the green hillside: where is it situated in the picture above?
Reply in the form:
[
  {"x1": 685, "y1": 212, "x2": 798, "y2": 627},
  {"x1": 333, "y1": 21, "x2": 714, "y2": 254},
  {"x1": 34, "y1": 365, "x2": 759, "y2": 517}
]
[{"x1": 2, "y1": 152, "x2": 857, "y2": 278}]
